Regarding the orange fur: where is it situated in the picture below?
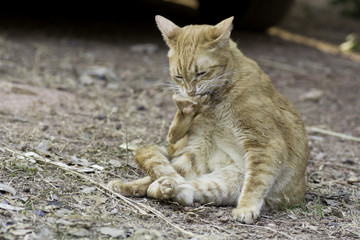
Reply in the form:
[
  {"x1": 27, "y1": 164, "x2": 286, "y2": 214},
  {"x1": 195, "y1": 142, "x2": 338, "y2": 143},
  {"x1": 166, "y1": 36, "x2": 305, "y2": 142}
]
[{"x1": 108, "y1": 15, "x2": 309, "y2": 224}]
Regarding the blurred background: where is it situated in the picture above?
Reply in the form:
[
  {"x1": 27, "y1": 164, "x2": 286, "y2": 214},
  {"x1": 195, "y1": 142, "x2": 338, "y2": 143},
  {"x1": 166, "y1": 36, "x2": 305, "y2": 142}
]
[{"x1": 0, "y1": 1, "x2": 359, "y2": 239}]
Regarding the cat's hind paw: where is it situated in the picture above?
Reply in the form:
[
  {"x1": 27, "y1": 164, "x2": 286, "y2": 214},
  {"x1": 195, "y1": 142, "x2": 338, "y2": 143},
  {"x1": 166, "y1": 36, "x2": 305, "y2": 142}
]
[
  {"x1": 232, "y1": 205, "x2": 261, "y2": 224},
  {"x1": 158, "y1": 176, "x2": 178, "y2": 199},
  {"x1": 147, "y1": 176, "x2": 194, "y2": 205},
  {"x1": 147, "y1": 176, "x2": 178, "y2": 199}
]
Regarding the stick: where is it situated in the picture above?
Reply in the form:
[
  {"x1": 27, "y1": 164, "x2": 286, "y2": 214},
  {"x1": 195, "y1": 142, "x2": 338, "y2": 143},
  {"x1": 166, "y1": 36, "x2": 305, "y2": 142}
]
[
  {"x1": 4, "y1": 148, "x2": 197, "y2": 238},
  {"x1": 309, "y1": 160, "x2": 359, "y2": 172},
  {"x1": 268, "y1": 27, "x2": 360, "y2": 62},
  {"x1": 306, "y1": 126, "x2": 360, "y2": 142},
  {"x1": 240, "y1": 223, "x2": 295, "y2": 240}
]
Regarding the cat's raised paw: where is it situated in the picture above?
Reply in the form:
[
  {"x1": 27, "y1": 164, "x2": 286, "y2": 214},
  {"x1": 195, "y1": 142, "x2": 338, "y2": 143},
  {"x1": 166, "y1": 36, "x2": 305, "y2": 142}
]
[
  {"x1": 172, "y1": 94, "x2": 209, "y2": 116},
  {"x1": 232, "y1": 205, "x2": 261, "y2": 224}
]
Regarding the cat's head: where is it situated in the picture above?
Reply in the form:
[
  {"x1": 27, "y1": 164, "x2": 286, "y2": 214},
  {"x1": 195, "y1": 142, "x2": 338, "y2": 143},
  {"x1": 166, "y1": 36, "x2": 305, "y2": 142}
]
[{"x1": 155, "y1": 15, "x2": 234, "y2": 97}]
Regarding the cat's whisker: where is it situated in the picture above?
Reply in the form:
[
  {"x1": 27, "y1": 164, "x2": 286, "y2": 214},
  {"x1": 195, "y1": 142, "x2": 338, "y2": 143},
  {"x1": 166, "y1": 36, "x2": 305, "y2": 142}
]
[{"x1": 156, "y1": 80, "x2": 180, "y2": 94}]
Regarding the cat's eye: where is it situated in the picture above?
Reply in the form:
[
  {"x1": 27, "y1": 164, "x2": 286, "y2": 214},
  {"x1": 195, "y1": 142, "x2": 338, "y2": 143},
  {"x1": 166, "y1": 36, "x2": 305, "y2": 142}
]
[
  {"x1": 195, "y1": 72, "x2": 206, "y2": 78},
  {"x1": 174, "y1": 75, "x2": 184, "y2": 81}
]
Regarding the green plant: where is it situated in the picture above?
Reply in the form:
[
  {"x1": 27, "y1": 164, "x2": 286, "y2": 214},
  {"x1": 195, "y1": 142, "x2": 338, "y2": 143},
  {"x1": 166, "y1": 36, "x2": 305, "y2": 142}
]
[
  {"x1": 330, "y1": 0, "x2": 360, "y2": 18},
  {"x1": 312, "y1": 196, "x2": 325, "y2": 219}
]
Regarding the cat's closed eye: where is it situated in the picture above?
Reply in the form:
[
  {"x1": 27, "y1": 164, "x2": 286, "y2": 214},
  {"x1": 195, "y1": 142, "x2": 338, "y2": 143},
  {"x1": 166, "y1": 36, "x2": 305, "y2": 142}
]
[
  {"x1": 174, "y1": 75, "x2": 184, "y2": 81},
  {"x1": 195, "y1": 72, "x2": 206, "y2": 78}
]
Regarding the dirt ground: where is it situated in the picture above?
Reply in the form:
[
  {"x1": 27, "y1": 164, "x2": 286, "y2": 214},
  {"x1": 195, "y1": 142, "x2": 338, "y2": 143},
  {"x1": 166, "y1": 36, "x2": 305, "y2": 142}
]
[{"x1": 1, "y1": 1, "x2": 359, "y2": 239}]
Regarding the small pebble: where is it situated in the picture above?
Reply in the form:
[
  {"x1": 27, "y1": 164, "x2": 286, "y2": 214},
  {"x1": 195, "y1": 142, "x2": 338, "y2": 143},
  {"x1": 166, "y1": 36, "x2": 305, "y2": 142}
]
[
  {"x1": 137, "y1": 105, "x2": 146, "y2": 111},
  {"x1": 219, "y1": 216, "x2": 229, "y2": 223}
]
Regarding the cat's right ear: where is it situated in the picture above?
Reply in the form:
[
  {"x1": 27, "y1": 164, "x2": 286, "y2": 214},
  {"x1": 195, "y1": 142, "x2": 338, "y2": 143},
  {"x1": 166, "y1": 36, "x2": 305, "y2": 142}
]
[{"x1": 155, "y1": 15, "x2": 180, "y2": 46}]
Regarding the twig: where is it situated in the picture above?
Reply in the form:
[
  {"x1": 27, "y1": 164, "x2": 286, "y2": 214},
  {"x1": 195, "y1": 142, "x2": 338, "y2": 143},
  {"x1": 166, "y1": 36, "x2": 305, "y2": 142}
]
[
  {"x1": 268, "y1": 27, "x2": 360, "y2": 62},
  {"x1": 260, "y1": 59, "x2": 308, "y2": 75},
  {"x1": 200, "y1": 219, "x2": 234, "y2": 235},
  {"x1": 4, "y1": 148, "x2": 197, "y2": 238},
  {"x1": 239, "y1": 223, "x2": 295, "y2": 240},
  {"x1": 306, "y1": 126, "x2": 360, "y2": 142},
  {"x1": 309, "y1": 160, "x2": 359, "y2": 172}
]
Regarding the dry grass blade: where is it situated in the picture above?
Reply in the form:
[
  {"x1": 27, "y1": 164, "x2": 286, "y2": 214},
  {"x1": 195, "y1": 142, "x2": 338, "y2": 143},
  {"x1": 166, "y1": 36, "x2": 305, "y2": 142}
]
[
  {"x1": 240, "y1": 223, "x2": 295, "y2": 240},
  {"x1": 3, "y1": 148, "x2": 197, "y2": 238},
  {"x1": 306, "y1": 126, "x2": 360, "y2": 142}
]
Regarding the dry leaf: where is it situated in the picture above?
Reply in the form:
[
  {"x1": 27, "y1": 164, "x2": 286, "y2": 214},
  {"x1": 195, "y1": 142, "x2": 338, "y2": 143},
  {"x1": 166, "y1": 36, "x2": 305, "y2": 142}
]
[
  {"x1": 119, "y1": 143, "x2": 138, "y2": 151},
  {"x1": 91, "y1": 164, "x2": 104, "y2": 171},
  {"x1": 0, "y1": 203, "x2": 25, "y2": 211},
  {"x1": 99, "y1": 227, "x2": 126, "y2": 238},
  {"x1": 81, "y1": 186, "x2": 97, "y2": 194},
  {"x1": 0, "y1": 183, "x2": 16, "y2": 195},
  {"x1": 10, "y1": 229, "x2": 32, "y2": 236}
]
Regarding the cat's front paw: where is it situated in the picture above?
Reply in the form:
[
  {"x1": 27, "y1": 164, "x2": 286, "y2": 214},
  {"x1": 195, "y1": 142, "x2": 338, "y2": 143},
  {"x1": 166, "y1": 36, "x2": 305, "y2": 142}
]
[
  {"x1": 232, "y1": 204, "x2": 261, "y2": 224},
  {"x1": 172, "y1": 94, "x2": 209, "y2": 116},
  {"x1": 107, "y1": 180, "x2": 147, "y2": 197}
]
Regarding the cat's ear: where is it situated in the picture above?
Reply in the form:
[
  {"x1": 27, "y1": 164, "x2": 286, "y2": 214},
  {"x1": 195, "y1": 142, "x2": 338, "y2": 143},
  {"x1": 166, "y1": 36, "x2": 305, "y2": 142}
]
[
  {"x1": 155, "y1": 15, "x2": 180, "y2": 46},
  {"x1": 212, "y1": 16, "x2": 234, "y2": 48}
]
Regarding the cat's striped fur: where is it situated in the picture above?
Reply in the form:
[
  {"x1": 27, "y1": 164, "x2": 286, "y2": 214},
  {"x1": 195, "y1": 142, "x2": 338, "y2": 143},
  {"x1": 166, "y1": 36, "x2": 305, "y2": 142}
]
[{"x1": 108, "y1": 16, "x2": 309, "y2": 224}]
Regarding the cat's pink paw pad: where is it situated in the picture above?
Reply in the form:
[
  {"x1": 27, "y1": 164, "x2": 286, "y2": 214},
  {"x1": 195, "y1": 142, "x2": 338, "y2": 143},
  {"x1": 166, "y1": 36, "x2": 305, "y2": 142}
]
[{"x1": 232, "y1": 206, "x2": 260, "y2": 224}]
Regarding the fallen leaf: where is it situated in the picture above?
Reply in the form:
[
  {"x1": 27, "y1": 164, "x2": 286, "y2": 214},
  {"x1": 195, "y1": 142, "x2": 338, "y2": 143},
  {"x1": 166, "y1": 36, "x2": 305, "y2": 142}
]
[
  {"x1": 99, "y1": 227, "x2": 126, "y2": 238},
  {"x1": 347, "y1": 176, "x2": 359, "y2": 184},
  {"x1": 56, "y1": 219, "x2": 75, "y2": 226},
  {"x1": 10, "y1": 229, "x2": 32, "y2": 235},
  {"x1": 68, "y1": 228, "x2": 91, "y2": 237},
  {"x1": 108, "y1": 159, "x2": 121, "y2": 167},
  {"x1": 219, "y1": 216, "x2": 229, "y2": 223},
  {"x1": 91, "y1": 164, "x2": 104, "y2": 171},
  {"x1": 130, "y1": 229, "x2": 163, "y2": 240},
  {"x1": 0, "y1": 183, "x2": 17, "y2": 195},
  {"x1": 119, "y1": 143, "x2": 138, "y2": 151},
  {"x1": 81, "y1": 186, "x2": 97, "y2": 194},
  {"x1": 322, "y1": 199, "x2": 339, "y2": 207},
  {"x1": 12, "y1": 196, "x2": 29, "y2": 202},
  {"x1": 24, "y1": 151, "x2": 41, "y2": 159},
  {"x1": 300, "y1": 89, "x2": 324, "y2": 102},
  {"x1": 0, "y1": 202, "x2": 25, "y2": 211},
  {"x1": 70, "y1": 155, "x2": 94, "y2": 166},
  {"x1": 76, "y1": 168, "x2": 95, "y2": 173},
  {"x1": 47, "y1": 200, "x2": 63, "y2": 208},
  {"x1": 307, "y1": 225, "x2": 318, "y2": 231}
]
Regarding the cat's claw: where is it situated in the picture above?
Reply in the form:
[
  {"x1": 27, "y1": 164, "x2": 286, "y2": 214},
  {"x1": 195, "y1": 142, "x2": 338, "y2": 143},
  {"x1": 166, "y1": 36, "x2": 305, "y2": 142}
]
[{"x1": 232, "y1": 205, "x2": 261, "y2": 224}]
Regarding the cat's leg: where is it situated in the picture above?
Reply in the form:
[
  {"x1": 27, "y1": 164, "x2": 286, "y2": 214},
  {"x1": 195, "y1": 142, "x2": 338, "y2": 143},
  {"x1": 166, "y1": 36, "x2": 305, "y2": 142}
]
[
  {"x1": 134, "y1": 145, "x2": 179, "y2": 180},
  {"x1": 232, "y1": 147, "x2": 281, "y2": 224},
  {"x1": 107, "y1": 176, "x2": 152, "y2": 197},
  {"x1": 149, "y1": 166, "x2": 243, "y2": 206},
  {"x1": 134, "y1": 146, "x2": 197, "y2": 204},
  {"x1": 167, "y1": 94, "x2": 209, "y2": 144},
  {"x1": 108, "y1": 145, "x2": 181, "y2": 196}
]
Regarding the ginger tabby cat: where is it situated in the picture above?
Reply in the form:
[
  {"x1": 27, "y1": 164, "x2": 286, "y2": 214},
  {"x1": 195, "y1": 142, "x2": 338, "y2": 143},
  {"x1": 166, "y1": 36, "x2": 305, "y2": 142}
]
[{"x1": 108, "y1": 15, "x2": 309, "y2": 224}]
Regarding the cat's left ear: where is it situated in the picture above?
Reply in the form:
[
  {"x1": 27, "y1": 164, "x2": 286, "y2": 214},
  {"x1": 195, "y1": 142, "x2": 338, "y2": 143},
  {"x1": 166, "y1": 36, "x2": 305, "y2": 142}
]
[
  {"x1": 212, "y1": 16, "x2": 234, "y2": 48},
  {"x1": 155, "y1": 15, "x2": 180, "y2": 47}
]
